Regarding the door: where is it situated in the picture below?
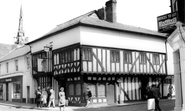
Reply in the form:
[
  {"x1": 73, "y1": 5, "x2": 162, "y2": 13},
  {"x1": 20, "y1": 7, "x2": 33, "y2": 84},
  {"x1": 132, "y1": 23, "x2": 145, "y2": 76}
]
[
  {"x1": 140, "y1": 76, "x2": 149, "y2": 100},
  {"x1": 107, "y1": 83, "x2": 115, "y2": 104},
  {"x1": 27, "y1": 86, "x2": 30, "y2": 103}
]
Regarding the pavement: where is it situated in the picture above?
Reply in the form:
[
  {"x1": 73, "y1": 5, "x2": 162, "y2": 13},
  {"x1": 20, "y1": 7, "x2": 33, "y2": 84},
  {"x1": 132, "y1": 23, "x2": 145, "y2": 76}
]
[{"x1": 0, "y1": 99, "x2": 175, "y2": 111}]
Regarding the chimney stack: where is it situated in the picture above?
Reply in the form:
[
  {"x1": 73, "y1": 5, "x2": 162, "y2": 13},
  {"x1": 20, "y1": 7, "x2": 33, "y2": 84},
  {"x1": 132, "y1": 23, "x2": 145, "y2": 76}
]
[{"x1": 105, "y1": 0, "x2": 117, "y2": 23}]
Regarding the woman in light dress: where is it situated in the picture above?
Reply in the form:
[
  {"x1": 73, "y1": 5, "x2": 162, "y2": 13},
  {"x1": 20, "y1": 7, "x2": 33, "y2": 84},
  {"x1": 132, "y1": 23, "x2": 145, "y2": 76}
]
[
  {"x1": 59, "y1": 87, "x2": 65, "y2": 111},
  {"x1": 41, "y1": 88, "x2": 48, "y2": 107}
]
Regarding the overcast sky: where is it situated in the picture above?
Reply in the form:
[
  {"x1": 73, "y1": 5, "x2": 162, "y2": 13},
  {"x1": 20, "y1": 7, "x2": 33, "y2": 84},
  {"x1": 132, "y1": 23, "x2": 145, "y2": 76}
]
[{"x1": 0, "y1": 0, "x2": 170, "y2": 44}]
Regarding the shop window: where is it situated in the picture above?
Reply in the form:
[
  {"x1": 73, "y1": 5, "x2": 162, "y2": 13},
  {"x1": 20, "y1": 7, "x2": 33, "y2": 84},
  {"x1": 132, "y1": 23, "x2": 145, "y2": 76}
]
[
  {"x1": 88, "y1": 84, "x2": 96, "y2": 97},
  {"x1": 69, "y1": 84, "x2": 74, "y2": 95},
  {"x1": 13, "y1": 82, "x2": 21, "y2": 99},
  {"x1": 111, "y1": 50, "x2": 120, "y2": 63},
  {"x1": 124, "y1": 51, "x2": 132, "y2": 64},
  {"x1": 75, "y1": 84, "x2": 81, "y2": 95},
  {"x1": 0, "y1": 84, "x2": 3, "y2": 99},
  {"x1": 140, "y1": 52, "x2": 147, "y2": 64},
  {"x1": 153, "y1": 53, "x2": 160, "y2": 65},
  {"x1": 82, "y1": 48, "x2": 92, "y2": 61},
  {"x1": 97, "y1": 84, "x2": 105, "y2": 97}
]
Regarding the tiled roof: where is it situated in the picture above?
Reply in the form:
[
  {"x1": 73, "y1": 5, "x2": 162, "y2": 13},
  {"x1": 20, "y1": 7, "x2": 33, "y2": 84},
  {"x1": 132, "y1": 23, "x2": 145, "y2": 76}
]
[
  {"x1": 27, "y1": 10, "x2": 167, "y2": 44},
  {"x1": 0, "y1": 43, "x2": 16, "y2": 58},
  {"x1": 0, "y1": 45, "x2": 30, "y2": 62}
]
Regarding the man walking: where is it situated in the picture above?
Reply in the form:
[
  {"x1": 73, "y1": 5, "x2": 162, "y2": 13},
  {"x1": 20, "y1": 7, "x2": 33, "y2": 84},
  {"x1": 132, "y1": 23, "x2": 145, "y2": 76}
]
[{"x1": 151, "y1": 84, "x2": 161, "y2": 111}]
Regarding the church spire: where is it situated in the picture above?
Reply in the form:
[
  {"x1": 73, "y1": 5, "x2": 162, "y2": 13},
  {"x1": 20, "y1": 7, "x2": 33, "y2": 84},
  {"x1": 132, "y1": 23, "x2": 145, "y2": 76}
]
[{"x1": 14, "y1": 3, "x2": 28, "y2": 46}]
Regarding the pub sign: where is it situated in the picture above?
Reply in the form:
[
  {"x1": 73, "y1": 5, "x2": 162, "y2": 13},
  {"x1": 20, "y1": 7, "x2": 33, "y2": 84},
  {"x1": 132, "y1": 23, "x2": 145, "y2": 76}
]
[{"x1": 157, "y1": 12, "x2": 178, "y2": 33}]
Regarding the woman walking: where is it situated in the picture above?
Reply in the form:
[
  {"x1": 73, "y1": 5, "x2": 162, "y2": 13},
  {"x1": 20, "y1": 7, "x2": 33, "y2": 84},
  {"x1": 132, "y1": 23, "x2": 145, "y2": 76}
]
[
  {"x1": 42, "y1": 88, "x2": 48, "y2": 107},
  {"x1": 59, "y1": 87, "x2": 66, "y2": 111},
  {"x1": 146, "y1": 86, "x2": 155, "y2": 111}
]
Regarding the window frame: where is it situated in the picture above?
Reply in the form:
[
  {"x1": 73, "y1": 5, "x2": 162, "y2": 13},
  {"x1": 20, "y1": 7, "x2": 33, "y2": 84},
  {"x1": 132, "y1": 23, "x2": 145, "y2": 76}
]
[
  {"x1": 139, "y1": 52, "x2": 147, "y2": 64},
  {"x1": 15, "y1": 59, "x2": 18, "y2": 71},
  {"x1": 110, "y1": 50, "x2": 120, "y2": 63},
  {"x1": 124, "y1": 51, "x2": 132, "y2": 64},
  {"x1": 153, "y1": 53, "x2": 160, "y2": 65},
  {"x1": 82, "y1": 47, "x2": 92, "y2": 61},
  {"x1": 6, "y1": 62, "x2": 9, "y2": 73}
]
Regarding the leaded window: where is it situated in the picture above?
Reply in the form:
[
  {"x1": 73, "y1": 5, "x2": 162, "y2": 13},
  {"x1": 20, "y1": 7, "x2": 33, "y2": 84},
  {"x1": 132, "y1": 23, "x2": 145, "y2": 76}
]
[
  {"x1": 111, "y1": 50, "x2": 120, "y2": 62},
  {"x1": 153, "y1": 53, "x2": 160, "y2": 65},
  {"x1": 124, "y1": 51, "x2": 132, "y2": 64},
  {"x1": 140, "y1": 52, "x2": 147, "y2": 64},
  {"x1": 82, "y1": 48, "x2": 92, "y2": 61}
]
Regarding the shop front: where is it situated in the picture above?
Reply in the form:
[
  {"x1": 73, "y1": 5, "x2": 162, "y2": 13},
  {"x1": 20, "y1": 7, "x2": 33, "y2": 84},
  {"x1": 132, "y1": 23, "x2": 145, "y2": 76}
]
[{"x1": 0, "y1": 76, "x2": 22, "y2": 102}]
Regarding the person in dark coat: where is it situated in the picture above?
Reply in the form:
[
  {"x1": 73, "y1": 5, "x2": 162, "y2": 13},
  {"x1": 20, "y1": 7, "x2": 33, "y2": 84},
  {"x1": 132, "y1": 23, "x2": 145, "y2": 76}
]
[
  {"x1": 146, "y1": 86, "x2": 155, "y2": 111},
  {"x1": 151, "y1": 84, "x2": 161, "y2": 111},
  {"x1": 84, "y1": 88, "x2": 92, "y2": 107},
  {"x1": 35, "y1": 86, "x2": 42, "y2": 108}
]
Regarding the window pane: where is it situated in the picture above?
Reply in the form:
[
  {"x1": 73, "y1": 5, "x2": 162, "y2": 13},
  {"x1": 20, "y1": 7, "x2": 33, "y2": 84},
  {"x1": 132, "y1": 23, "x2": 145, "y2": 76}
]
[
  {"x1": 76, "y1": 84, "x2": 81, "y2": 95},
  {"x1": 98, "y1": 84, "x2": 105, "y2": 97},
  {"x1": 13, "y1": 82, "x2": 21, "y2": 99},
  {"x1": 88, "y1": 84, "x2": 96, "y2": 97},
  {"x1": 69, "y1": 84, "x2": 74, "y2": 95}
]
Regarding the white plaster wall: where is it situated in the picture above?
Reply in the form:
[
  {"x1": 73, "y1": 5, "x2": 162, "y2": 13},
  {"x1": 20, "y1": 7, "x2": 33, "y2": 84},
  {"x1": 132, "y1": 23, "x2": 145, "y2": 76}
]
[
  {"x1": 80, "y1": 26, "x2": 166, "y2": 53},
  {"x1": 0, "y1": 55, "x2": 34, "y2": 99},
  {"x1": 30, "y1": 27, "x2": 81, "y2": 53}
]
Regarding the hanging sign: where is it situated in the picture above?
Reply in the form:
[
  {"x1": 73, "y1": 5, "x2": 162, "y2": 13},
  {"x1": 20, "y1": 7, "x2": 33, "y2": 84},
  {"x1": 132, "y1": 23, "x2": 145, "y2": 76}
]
[{"x1": 157, "y1": 12, "x2": 178, "y2": 33}]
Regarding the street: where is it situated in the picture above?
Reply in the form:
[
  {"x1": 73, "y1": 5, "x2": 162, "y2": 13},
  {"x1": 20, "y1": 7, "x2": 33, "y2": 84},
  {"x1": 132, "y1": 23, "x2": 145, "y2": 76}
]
[{"x1": 0, "y1": 99, "x2": 175, "y2": 111}]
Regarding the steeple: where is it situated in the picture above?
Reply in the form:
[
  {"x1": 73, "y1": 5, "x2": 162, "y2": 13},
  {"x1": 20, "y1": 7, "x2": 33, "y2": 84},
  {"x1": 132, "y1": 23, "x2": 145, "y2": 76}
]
[{"x1": 14, "y1": 4, "x2": 28, "y2": 46}]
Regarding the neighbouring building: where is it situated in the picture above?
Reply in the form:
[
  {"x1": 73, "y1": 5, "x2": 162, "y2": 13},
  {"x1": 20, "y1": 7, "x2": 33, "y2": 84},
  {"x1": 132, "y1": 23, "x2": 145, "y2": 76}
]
[
  {"x1": 26, "y1": 0, "x2": 170, "y2": 106},
  {"x1": 0, "y1": 4, "x2": 33, "y2": 103},
  {"x1": 0, "y1": 45, "x2": 33, "y2": 103}
]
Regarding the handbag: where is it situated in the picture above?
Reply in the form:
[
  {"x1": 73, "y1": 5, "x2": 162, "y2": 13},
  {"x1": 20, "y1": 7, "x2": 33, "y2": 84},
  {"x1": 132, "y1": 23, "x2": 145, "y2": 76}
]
[{"x1": 147, "y1": 98, "x2": 155, "y2": 110}]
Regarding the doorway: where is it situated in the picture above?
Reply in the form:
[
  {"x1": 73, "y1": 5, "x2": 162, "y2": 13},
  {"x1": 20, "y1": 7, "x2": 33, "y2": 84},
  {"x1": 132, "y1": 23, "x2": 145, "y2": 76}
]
[
  {"x1": 27, "y1": 86, "x2": 30, "y2": 103},
  {"x1": 140, "y1": 76, "x2": 149, "y2": 100}
]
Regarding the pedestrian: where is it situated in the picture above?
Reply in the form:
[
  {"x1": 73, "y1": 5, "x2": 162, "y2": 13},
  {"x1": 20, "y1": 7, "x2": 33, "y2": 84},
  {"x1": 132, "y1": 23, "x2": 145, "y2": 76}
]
[
  {"x1": 59, "y1": 87, "x2": 66, "y2": 111},
  {"x1": 85, "y1": 87, "x2": 92, "y2": 107},
  {"x1": 42, "y1": 88, "x2": 48, "y2": 107},
  {"x1": 48, "y1": 87, "x2": 55, "y2": 108},
  {"x1": 35, "y1": 86, "x2": 42, "y2": 108},
  {"x1": 168, "y1": 84, "x2": 174, "y2": 99},
  {"x1": 46, "y1": 86, "x2": 51, "y2": 106},
  {"x1": 151, "y1": 84, "x2": 161, "y2": 111},
  {"x1": 146, "y1": 86, "x2": 155, "y2": 111}
]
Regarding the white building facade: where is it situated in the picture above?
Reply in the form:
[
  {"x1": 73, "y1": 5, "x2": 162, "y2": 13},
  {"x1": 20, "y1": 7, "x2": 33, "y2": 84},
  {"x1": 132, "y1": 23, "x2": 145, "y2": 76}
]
[
  {"x1": 27, "y1": 0, "x2": 172, "y2": 106},
  {"x1": 0, "y1": 45, "x2": 35, "y2": 103}
]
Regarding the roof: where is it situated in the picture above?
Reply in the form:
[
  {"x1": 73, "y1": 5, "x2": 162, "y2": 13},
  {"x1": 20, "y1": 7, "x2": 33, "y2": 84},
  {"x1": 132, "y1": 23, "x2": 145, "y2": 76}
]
[
  {"x1": 27, "y1": 10, "x2": 167, "y2": 44},
  {"x1": 0, "y1": 43, "x2": 16, "y2": 58},
  {"x1": 0, "y1": 45, "x2": 30, "y2": 62}
]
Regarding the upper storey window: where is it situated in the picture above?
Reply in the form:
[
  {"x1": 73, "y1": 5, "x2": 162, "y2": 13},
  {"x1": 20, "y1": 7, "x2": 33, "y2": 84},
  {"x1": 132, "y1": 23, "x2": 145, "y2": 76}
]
[
  {"x1": 124, "y1": 51, "x2": 132, "y2": 64},
  {"x1": 15, "y1": 59, "x2": 18, "y2": 71},
  {"x1": 140, "y1": 52, "x2": 147, "y2": 64},
  {"x1": 6, "y1": 62, "x2": 9, "y2": 73},
  {"x1": 111, "y1": 50, "x2": 120, "y2": 63},
  {"x1": 153, "y1": 53, "x2": 160, "y2": 65},
  {"x1": 82, "y1": 48, "x2": 92, "y2": 61}
]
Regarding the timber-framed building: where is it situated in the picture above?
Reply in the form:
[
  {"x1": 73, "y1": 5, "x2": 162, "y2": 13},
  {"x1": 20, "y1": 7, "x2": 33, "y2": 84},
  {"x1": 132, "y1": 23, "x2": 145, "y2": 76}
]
[{"x1": 27, "y1": 0, "x2": 169, "y2": 106}]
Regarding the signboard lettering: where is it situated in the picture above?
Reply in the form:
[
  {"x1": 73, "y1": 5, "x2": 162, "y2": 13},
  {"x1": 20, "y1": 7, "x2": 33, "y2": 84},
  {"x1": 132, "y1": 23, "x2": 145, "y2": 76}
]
[
  {"x1": 5, "y1": 79, "x2": 12, "y2": 82},
  {"x1": 157, "y1": 12, "x2": 178, "y2": 33}
]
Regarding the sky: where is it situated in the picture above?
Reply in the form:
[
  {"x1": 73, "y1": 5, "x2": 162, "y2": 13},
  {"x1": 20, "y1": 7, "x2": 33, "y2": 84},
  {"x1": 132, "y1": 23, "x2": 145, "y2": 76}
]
[{"x1": 0, "y1": 0, "x2": 170, "y2": 45}]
